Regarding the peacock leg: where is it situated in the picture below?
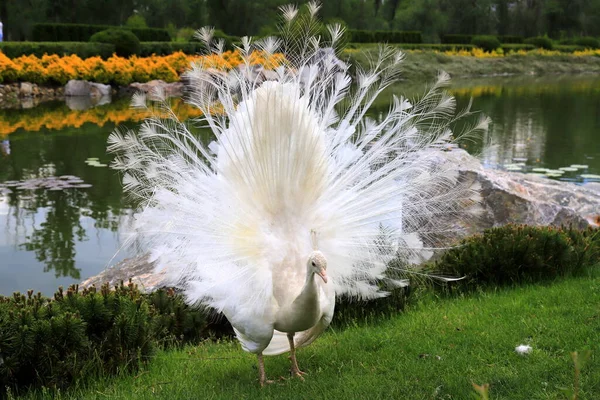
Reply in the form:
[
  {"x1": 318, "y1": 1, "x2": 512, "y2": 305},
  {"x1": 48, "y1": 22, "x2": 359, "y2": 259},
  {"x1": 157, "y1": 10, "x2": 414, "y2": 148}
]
[
  {"x1": 287, "y1": 333, "x2": 306, "y2": 379},
  {"x1": 257, "y1": 353, "x2": 274, "y2": 387}
]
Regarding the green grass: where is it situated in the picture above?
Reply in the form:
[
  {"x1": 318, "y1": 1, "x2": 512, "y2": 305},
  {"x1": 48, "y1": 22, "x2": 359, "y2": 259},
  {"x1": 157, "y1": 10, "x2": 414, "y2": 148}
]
[
  {"x1": 343, "y1": 47, "x2": 600, "y2": 81},
  {"x1": 16, "y1": 273, "x2": 600, "y2": 399}
]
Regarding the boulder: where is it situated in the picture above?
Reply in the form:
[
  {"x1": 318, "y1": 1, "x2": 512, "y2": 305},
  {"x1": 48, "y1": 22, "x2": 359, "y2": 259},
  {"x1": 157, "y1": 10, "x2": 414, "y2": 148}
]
[
  {"x1": 127, "y1": 80, "x2": 185, "y2": 99},
  {"x1": 19, "y1": 82, "x2": 33, "y2": 97},
  {"x1": 80, "y1": 255, "x2": 168, "y2": 292},
  {"x1": 65, "y1": 80, "x2": 111, "y2": 98}
]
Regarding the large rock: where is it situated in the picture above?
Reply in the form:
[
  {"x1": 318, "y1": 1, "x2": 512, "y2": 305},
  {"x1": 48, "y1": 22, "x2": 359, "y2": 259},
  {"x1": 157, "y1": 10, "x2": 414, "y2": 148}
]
[
  {"x1": 80, "y1": 255, "x2": 168, "y2": 292},
  {"x1": 126, "y1": 80, "x2": 185, "y2": 99},
  {"x1": 64, "y1": 80, "x2": 111, "y2": 98},
  {"x1": 19, "y1": 82, "x2": 33, "y2": 97},
  {"x1": 81, "y1": 149, "x2": 599, "y2": 292}
]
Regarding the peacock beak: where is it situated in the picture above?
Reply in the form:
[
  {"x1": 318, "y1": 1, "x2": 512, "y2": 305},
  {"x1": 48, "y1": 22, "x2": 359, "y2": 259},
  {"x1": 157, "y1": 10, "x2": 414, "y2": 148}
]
[{"x1": 317, "y1": 268, "x2": 328, "y2": 284}]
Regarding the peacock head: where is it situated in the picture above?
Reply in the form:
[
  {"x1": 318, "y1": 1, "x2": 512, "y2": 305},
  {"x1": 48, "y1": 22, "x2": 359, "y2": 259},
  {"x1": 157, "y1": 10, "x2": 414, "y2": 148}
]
[{"x1": 307, "y1": 251, "x2": 327, "y2": 283}]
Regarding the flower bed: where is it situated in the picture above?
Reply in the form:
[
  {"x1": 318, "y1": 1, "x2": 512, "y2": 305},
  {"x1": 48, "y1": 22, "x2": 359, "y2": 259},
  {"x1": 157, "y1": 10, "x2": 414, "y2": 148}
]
[{"x1": 0, "y1": 50, "x2": 285, "y2": 86}]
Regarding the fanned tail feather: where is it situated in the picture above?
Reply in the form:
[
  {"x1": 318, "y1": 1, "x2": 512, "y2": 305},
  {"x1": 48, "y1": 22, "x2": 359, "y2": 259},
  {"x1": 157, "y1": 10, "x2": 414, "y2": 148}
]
[{"x1": 108, "y1": 1, "x2": 487, "y2": 322}]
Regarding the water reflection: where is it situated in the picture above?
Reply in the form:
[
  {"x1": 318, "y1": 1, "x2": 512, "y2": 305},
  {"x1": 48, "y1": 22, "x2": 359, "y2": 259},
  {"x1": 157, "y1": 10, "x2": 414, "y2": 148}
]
[
  {"x1": 0, "y1": 103, "x2": 130, "y2": 294},
  {"x1": 451, "y1": 76, "x2": 600, "y2": 182}
]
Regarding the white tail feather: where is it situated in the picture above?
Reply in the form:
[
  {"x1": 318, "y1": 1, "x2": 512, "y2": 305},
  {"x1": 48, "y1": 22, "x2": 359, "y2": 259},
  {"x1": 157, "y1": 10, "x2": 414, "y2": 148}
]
[{"x1": 108, "y1": 2, "x2": 486, "y2": 349}]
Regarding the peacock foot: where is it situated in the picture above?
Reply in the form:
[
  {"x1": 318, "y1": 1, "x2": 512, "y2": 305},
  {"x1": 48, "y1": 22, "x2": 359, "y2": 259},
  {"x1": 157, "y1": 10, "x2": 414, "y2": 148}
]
[
  {"x1": 290, "y1": 367, "x2": 307, "y2": 380},
  {"x1": 259, "y1": 378, "x2": 275, "y2": 387}
]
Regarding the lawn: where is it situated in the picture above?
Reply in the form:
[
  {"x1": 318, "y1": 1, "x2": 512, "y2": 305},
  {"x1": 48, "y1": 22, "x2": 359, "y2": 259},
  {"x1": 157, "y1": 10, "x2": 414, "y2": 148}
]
[
  {"x1": 344, "y1": 47, "x2": 600, "y2": 82},
  {"x1": 17, "y1": 273, "x2": 599, "y2": 399}
]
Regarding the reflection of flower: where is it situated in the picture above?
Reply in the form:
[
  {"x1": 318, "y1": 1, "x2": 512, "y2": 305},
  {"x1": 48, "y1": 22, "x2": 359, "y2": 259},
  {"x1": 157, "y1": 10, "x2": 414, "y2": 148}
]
[{"x1": 0, "y1": 98, "x2": 202, "y2": 136}]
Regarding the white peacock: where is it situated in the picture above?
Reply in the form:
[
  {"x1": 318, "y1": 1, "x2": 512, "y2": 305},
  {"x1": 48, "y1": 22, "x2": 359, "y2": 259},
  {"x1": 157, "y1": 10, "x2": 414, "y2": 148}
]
[{"x1": 108, "y1": 1, "x2": 486, "y2": 386}]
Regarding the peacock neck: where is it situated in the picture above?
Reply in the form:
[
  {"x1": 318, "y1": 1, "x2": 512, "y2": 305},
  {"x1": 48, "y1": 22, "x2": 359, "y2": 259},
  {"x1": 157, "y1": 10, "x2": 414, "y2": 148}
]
[{"x1": 273, "y1": 269, "x2": 321, "y2": 333}]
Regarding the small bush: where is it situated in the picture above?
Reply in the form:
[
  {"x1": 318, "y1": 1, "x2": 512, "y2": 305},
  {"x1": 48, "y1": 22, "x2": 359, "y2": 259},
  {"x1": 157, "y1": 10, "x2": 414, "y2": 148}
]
[
  {"x1": 524, "y1": 36, "x2": 554, "y2": 50},
  {"x1": 427, "y1": 225, "x2": 599, "y2": 291},
  {"x1": 574, "y1": 36, "x2": 600, "y2": 49},
  {"x1": 0, "y1": 42, "x2": 115, "y2": 59},
  {"x1": 90, "y1": 29, "x2": 141, "y2": 57},
  {"x1": 471, "y1": 35, "x2": 501, "y2": 52},
  {"x1": 0, "y1": 282, "x2": 212, "y2": 395},
  {"x1": 441, "y1": 34, "x2": 473, "y2": 44}
]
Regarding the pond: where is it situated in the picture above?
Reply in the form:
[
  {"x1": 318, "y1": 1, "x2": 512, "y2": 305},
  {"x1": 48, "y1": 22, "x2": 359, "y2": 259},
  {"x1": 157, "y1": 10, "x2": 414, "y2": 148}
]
[{"x1": 1, "y1": 75, "x2": 599, "y2": 296}]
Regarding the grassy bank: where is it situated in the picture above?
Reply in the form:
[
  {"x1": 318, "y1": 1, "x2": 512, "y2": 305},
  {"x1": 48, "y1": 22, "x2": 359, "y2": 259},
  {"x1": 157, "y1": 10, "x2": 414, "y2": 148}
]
[
  {"x1": 16, "y1": 273, "x2": 599, "y2": 399},
  {"x1": 344, "y1": 47, "x2": 600, "y2": 81}
]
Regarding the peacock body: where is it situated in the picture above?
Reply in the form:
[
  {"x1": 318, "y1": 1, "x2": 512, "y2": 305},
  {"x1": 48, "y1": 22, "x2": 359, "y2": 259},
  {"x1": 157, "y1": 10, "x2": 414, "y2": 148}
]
[{"x1": 108, "y1": 1, "x2": 487, "y2": 385}]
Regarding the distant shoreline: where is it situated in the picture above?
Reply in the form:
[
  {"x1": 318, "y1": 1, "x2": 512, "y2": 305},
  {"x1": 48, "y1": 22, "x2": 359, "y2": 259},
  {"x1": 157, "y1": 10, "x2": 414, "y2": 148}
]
[{"x1": 345, "y1": 49, "x2": 600, "y2": 81}]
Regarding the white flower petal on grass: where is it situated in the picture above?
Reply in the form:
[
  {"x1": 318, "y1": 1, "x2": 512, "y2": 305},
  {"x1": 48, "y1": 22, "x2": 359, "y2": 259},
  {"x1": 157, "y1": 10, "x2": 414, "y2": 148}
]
[{"x1": 515, "y1": 344, "x2": 532, "y2": 355}]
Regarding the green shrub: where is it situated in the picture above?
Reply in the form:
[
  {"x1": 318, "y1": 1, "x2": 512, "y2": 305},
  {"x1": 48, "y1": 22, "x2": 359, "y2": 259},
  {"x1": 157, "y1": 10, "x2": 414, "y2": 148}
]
[
  {"x1": 427, "y1": 225, "x2": 599, "y2": 291},
  {"x1": 147, "y1": 288, "x2": 210, "y2": 347},
  {"x1": 471, "y1": 35, "x2": 501, "y2": 52},
  {"x1": 0, "y1": 42, "x2": 115, "y2": 59},
  {"x1": 90, "y1": 29, "x2": 140, "y2": 57},
  {"x1": 0, "y1": 282, "x2": 214, "y2": 395},
  {"x1": 441, "y1": 34, "x2": 473, "y2": 44},
  {"x1": 524, "y1": 36, "x2": 554, "y2": 50},
  {"x1": 349, "y1": 30, "x2": 422, "y2": 43},
  {"x1": 574, "y1": 36, "x2": 600, "y2": 49},
  {"x1": 497, "y1": 35, "x2": 524, "y2": 44},
  {"x1": 31, "y1": 23, "x2": 170, "y2": 42}
]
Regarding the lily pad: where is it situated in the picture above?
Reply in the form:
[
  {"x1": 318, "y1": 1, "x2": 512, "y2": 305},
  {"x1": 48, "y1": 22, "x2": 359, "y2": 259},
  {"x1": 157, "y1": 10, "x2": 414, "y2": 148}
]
[
  {"x1": 570, "y1": 164, "x2": 589, "y2": 169},
  {"x1": 580, "y1": 174, "x2": 600, "y2": 179},
  {"x1": 558, "y1": 167, "x2": 578, "y2": 172}
]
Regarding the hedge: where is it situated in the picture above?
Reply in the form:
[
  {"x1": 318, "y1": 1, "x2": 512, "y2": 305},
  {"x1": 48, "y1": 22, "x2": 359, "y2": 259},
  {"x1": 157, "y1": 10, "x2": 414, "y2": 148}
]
[
  {"x1": 440, "y1": 34, "x2": 473, "y2": 44},
  {"x1": 349, "y1": 30, "x2": 422, "y2": 44},
  {"x1": 31, "y1": 23, "x2": 170, "y2": 42},
  {"x1": 139, "y1": 42, "x2": 205, "y2": 56},
  {"x1": 497, "y1": 35, "x2": 524, "y2": 44},
  {"x1": 0, "y1": 42, "x2": 115, "y2": 59}
]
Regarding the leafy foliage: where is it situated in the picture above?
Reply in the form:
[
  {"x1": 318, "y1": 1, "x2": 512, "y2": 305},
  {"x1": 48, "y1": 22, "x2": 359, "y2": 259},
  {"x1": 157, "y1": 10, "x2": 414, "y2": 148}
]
[
  {"x1": 0, "y1": 282, "x2": 211, "y2": 395},
  {"x1": 89, "y1": 29, "x2": 141, "y2": 58},
  {"x1": 428, "y1": 225, "x2": 599, "y2": 291},
  {"x1": 471, "y1": 35, "x2": 501, "y2": 52}
]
